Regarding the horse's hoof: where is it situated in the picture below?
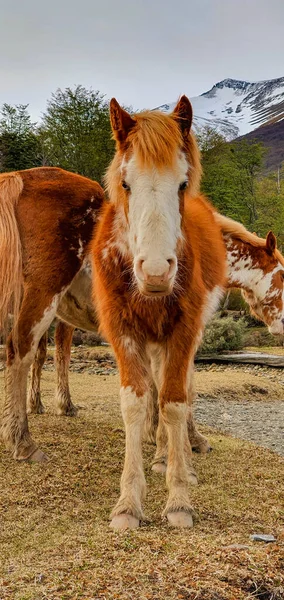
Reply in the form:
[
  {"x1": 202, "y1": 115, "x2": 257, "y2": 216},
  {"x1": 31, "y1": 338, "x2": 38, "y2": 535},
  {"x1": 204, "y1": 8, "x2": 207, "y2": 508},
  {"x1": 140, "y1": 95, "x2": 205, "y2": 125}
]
[
  {"x1": 27, "y1": 448, "x2": 49, "y2": 463},
  {"x1": 189, "y1": 472, "x2": 198, "y2": 486},
  {"x1": 167, "y1": 511, "x2": 193, "y2": 528},
  {"x1": 152, "y1": 462, "x2": 167, "y2": 474},
  {"x1": 110, "y1": 514, "x2": 140, "y2": 530},
  {"x1": 27, "y1": 405, "x2": 45, "y2": 415},
  {"x1": 192, "y1": 440, "x2": 213, "y2": 454},
  {"x1": 56, "y1": 404, "x2": 78, "y2": 417}
]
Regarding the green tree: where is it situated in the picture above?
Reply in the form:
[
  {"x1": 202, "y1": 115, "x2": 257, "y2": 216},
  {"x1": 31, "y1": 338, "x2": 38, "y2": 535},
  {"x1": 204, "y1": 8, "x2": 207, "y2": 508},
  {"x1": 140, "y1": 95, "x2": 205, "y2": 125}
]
[
  {"x1": 254, "y1": 168, "x2": 284, "y2": 250},
  {"x1": 0, "y1": 104, "x2": 41, "y2": 172},
  {"x1": 40, "y1": 86, "x2": 115, "y2": 183},
  {"x1": 199, "y1": 129, "x2": 265, "y2": 227}
]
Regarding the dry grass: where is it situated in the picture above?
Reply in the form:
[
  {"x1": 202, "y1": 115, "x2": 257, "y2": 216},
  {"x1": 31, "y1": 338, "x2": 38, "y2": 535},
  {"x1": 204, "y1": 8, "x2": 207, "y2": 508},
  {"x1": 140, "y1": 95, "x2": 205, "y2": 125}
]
[{"x1": 0, "y1": 370, "x2": 284, "y2": 600}]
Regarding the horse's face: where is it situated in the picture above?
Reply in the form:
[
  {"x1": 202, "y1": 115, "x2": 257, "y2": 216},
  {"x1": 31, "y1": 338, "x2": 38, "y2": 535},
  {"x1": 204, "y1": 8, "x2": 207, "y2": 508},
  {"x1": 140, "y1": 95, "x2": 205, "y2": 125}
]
[
  {"x1": 121, "y1": 155, "x2": 188, "y2": 296},
  {"x1": 109, "y1": 97, "x2": 194, "y2": 297},
  {"x1": 242, "y1": 233, "x2": 284, "y2": 335}
]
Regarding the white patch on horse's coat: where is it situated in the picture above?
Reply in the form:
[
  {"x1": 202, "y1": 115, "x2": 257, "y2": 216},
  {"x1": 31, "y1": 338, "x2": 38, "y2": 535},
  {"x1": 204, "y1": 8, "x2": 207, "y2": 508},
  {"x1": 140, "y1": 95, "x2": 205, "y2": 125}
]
[
  {"x1": 227, "y1": 241, "x2": 284, "y2": 333},
  {"x1": 122, "y1": 153, "x2": 188, "y2": 281},
  {"x1": 202, "y1": 285, "x2": 224, "y2": 327},
  {"x1": 77, "y1": 237, "x2": 84, "y2": 259},
  {"x1": 111, "y1": 209, "x2": 129, "y2": 258},
  {"x1": 81, "y1": 257, "x2": 92, "y2": 278},
  {"x1": 24, "y1": 293, "x2": 65, "y2": 366},
  {"x1": 121, "y1": 336, "x2": 137, "y2": 354},
  {"x1": 102, "y1": 246, "x2": 109, "y2": 260},
  {"x1": 228, "y1": 247, "x2": 282, "y2": 298}
]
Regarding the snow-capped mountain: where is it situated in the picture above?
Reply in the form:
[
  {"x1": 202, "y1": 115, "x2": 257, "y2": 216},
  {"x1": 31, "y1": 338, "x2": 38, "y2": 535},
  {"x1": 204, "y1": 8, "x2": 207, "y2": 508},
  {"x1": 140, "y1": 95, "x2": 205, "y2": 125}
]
[{"x1": 157, "y1": 77, "x2": 284, "y2": 139}]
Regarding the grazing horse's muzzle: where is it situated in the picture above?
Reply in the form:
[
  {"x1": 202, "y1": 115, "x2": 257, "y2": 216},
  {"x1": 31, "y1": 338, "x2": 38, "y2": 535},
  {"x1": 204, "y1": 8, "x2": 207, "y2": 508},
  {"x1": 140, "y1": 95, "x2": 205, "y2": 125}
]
[{"x1": 268, "y1": 319, "x2": 284, "y2": 336}]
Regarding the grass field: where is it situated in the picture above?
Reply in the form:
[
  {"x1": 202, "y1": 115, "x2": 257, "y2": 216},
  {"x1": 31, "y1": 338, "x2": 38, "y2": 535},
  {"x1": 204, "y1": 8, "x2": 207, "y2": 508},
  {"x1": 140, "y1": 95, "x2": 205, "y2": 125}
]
[{"x1": 0, "y1": 369, "x2": 283, "y2": 600}]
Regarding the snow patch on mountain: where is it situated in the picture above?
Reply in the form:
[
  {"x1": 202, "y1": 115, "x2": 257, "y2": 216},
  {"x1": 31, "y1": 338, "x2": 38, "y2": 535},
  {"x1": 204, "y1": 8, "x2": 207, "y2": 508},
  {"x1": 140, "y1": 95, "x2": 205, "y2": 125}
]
[{"x1": 157, "y1": 77, "x2": 284, "y2": 139}]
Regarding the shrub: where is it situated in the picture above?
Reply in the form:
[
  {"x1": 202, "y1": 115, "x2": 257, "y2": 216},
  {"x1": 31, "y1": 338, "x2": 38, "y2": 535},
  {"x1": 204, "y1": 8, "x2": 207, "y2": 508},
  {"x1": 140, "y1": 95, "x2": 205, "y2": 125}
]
[
  {"x1": 198, "y1": 316, "x2": 246, "y2": 355},
  {"x1": 72, "y1": 329, "x2": 103, "y2": 346}
]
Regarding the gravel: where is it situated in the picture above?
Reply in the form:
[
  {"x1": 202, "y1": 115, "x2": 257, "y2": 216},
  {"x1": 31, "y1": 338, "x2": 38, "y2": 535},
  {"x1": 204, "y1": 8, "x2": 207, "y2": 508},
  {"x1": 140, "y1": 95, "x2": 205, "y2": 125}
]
[{"x1": 195, "y1": 396, "x2": 284, "y2": 456}]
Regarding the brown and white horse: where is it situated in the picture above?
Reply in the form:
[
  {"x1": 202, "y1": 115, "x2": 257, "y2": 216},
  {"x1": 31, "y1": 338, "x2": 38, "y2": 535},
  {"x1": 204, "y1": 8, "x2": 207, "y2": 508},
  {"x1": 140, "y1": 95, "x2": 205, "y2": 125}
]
[
  {"x1": 0, "y1": 167, "x2": 104, "y2": 461},
  {"x1": 28, "y1": 222, "x2": 284, "y2": 427},
  {"x1": 91, "y1": 96, "x2": 227, "y2": 529}
]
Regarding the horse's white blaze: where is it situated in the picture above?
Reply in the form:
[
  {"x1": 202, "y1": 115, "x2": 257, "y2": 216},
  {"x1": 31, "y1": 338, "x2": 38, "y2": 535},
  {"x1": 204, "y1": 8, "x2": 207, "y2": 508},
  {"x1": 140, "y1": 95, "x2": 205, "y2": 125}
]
[{"x1": 122, "y1": 153, "x2": 188, "y2": 288}]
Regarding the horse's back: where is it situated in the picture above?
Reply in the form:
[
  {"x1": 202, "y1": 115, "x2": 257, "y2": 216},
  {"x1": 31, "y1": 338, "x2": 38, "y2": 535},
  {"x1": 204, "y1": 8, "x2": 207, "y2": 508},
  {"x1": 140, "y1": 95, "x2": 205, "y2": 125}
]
[
  {"x1": 18, "y1": 167, "x2": 103, "y2": 211},
  {"x1": 13, "y1": 167, "x2": 104, "y2": 287}
]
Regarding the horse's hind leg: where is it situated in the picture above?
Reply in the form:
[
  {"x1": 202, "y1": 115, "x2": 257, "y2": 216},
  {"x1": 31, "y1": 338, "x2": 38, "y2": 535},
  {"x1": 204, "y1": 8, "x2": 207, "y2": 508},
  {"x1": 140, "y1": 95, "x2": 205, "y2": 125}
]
[
  {"x1": 27, "y1": 332, "x2": 47, "y2": 414},
  {"x1": 146, "y1": 373, "x2": 211, "y2": 465},
  {"x1": 186, "y1": 371, "x2": 212, "y2": 454},
  {"x1": 54, "y1": 321, "x2": 76, "y2": 416},
  {"x1": 1, "y1": 289, "x2": 60, "y2": 462}
]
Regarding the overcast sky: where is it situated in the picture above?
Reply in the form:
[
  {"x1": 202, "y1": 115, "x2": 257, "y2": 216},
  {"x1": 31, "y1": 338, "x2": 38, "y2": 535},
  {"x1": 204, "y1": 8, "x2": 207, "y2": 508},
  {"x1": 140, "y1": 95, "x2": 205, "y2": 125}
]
[{"x1": 1, "y1": 0, "x2": 283, "y2": 121}]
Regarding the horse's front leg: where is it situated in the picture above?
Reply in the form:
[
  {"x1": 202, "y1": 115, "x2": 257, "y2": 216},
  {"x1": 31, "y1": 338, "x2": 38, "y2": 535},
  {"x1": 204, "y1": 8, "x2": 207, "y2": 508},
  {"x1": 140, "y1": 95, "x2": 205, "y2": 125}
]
[
  {"x1": 160, "y1": 351, "x2": 197, "y2": 528},
  {"x1": 110, "y1": 346, "x2": 150, "y2": 531}
]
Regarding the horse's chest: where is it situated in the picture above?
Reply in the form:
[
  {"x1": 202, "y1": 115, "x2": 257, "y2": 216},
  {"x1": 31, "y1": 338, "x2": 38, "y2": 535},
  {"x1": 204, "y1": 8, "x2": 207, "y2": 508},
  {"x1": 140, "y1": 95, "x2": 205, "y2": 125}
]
[{"x1": 125, "y1": 300, "x2": 181, "y2": 342}]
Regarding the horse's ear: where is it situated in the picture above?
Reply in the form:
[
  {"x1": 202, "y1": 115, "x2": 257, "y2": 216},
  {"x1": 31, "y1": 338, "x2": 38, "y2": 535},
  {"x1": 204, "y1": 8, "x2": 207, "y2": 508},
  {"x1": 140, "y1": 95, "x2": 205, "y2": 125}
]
[
  {"x1": 266, "y1": 231, "x2": 277, "y2": 255},
  {"x1": 110, "y1": 98, "x2": 136, "y2": 145},
  {"x1": 173, "y1": 95, "x2": 193, "y2": 138}
]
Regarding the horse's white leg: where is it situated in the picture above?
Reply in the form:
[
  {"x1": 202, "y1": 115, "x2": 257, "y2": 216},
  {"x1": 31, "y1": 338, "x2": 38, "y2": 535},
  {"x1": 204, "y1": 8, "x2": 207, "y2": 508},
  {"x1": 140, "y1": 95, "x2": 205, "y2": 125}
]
[
  {"x1": 143, "y1": 383, "x2": 159, "y2": 444},
  {"x1": 146, "y1": 370, "x2": 211, "y2": 463},
  {"x1": 27, "y1": 332, "x2": 47, "y2": 414},
  {"x1": 1, "y1": 291, "x2": 59, "y2": 462},
  {"x1": 187, "y1": 409, "x2": 212, "y2": 454},
  {"x1": 158, "y1": 348, "x2": 198, "y2": 528},
  {"x1": 110, "y1": 385, "x2": 148, "y2": 530},
  {"x1": 151, "y1": 409, "x2": 168, "y2": 473},
  {"x1": 54, "y1": 321, "x2": 76, "y2": 416},
  {"x1": 161, "y1": 401, "x2": 196, "y2": 527},
  {"x1": 109, "y1": 345, "x2": 150, "y2": 531}
]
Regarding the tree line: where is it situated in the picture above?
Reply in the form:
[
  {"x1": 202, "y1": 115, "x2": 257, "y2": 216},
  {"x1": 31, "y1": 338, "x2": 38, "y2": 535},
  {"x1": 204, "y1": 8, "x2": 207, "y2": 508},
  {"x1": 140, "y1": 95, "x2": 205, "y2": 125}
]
[{"x1": 0, "y1": 85, "x2": 283, "y2": 248}]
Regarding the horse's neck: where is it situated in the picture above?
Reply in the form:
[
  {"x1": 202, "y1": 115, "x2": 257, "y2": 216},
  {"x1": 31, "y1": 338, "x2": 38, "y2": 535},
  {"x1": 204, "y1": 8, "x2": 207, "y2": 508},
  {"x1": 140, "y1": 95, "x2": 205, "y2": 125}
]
[{"x1": 225, "y1": 236, "x2": 262, "y2": 293}]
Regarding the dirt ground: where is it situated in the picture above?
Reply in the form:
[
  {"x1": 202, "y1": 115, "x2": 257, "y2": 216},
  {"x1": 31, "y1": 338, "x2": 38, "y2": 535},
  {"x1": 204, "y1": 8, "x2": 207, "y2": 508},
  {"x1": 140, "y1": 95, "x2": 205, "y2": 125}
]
[{"x1": 0, "y1": 353, "x2": 284, "y2": 600}]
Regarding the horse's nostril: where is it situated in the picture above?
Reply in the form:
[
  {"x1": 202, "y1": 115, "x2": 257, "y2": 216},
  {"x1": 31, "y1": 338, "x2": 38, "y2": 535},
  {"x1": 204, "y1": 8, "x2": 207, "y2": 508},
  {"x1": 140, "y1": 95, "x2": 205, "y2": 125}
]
[
  {"x1": 167, "y1": 257, "x2": 176, "y2": 278},
  {"x1": 281, "y1": 318, "x2": 284, "y2": 325}
]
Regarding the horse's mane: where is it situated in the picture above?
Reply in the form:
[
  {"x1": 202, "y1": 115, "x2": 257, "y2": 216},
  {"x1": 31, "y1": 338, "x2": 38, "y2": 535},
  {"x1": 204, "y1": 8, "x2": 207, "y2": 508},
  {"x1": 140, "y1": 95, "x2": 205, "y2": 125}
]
[
  {"x1": 126, "y1": 110, "x2": 202, "y2": 197},
  {"x1": 214, "y1": 212, "x2": 284, "y2": 266}
]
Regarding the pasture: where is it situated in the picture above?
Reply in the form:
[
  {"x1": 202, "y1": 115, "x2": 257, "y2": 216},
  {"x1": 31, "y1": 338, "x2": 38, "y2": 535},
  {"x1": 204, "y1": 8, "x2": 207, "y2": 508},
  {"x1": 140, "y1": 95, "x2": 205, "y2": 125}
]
[{"x1": 1, "y1": 357, "x2": 283, "y2": 600}]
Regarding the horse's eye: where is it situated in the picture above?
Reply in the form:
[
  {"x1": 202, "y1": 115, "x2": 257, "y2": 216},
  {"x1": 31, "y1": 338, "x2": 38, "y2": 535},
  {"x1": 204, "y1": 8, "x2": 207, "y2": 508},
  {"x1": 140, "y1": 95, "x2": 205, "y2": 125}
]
[
  {"x1": 122, "y1": 181, "x2": 130, "y2": 191},
  {"x1": 179, "y1": 181, "x2": 188, "y2": 192},
  {"x1": 281, "y1": 271, "x2": 284, "y2": 282}
]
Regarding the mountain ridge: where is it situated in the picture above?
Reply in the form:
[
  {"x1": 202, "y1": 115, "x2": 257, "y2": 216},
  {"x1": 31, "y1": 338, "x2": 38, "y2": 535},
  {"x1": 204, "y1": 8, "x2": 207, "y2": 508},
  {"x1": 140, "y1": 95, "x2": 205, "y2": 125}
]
[{"x1": 157, "y1": 76, "x2": 284, "y2": 139}]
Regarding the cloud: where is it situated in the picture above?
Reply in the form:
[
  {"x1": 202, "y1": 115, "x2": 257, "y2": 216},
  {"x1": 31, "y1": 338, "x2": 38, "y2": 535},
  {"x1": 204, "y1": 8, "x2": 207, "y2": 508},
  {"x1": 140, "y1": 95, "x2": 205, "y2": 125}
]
[{"x1": 0, "y1": 0, "x2": 283, "y2": 120}]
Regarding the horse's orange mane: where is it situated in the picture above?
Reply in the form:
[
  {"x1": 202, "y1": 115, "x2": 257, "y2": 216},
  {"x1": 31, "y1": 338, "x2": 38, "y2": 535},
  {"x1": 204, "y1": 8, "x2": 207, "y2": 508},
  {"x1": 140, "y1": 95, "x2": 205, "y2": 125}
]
[
  {"x1": 214, "y1": 212, "x2": 284, "y2": 266},
  {"x1": 111, "y1": 109, "x2": 202, "y2": 198},
  {"x1": 127, "y1": 111, "x2": 182, "y2": 169}
]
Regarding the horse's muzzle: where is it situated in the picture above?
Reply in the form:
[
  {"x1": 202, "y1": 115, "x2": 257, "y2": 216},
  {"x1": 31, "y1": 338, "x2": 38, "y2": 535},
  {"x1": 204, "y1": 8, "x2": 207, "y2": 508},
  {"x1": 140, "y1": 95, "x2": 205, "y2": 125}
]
[{"x1": 139, "y1": 280, "x2": 174, "y2": 297}]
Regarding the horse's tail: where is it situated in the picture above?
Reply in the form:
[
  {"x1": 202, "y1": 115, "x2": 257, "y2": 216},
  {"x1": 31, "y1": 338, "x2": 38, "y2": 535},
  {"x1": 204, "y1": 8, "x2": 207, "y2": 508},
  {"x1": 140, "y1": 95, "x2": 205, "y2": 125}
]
[{"x1": 0, "y1": 172, "x2": 23, "y2": 332}]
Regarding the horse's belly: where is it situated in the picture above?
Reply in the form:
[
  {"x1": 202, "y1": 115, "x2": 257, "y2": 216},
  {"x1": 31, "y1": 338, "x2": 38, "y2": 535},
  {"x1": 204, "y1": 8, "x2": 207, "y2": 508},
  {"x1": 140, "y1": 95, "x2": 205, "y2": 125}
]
[{"x1": 56, "y1": 262, "x2": 98, "y2": 332}]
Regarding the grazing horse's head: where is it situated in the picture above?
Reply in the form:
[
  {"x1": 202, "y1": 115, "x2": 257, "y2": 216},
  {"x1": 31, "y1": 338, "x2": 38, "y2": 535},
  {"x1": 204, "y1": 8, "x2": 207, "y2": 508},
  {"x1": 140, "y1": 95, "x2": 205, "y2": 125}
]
[
  {"x1": 241, "y1": 232, "x2": 284, "y2": 335},
  {"x1": 106, "y1": 97, "x2": 201, "y2": 296}
]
